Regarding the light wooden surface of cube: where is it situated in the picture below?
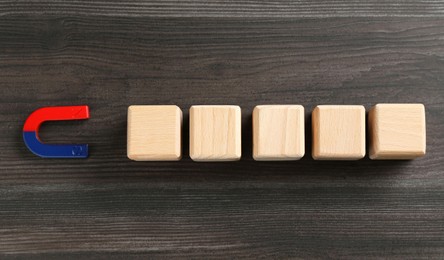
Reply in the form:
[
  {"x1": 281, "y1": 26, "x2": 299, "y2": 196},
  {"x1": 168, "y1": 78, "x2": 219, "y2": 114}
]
[
  {"x1": 253, "y1": 105, "x2": 305, "y2": 161},
  {"x1": 127, "y1": 105, "x2": 182, "y2": 161},
  {"x1": 369, "y1": 103, "x2": 426, "y2": 160},
  {"x1": 312, "y1": 105, "x2": 365, "y2": 160},
  {"x1": 190, "y1": 105, "x2": 241, "y2": 162}
]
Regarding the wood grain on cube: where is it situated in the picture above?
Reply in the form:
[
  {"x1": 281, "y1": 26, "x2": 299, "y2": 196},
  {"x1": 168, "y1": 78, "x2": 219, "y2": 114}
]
[
  {"x1": 253, "y1": 105, "x2": 305, "y2": 161},
  {"x1": 190, "y1": 105, "x2": 241, "y2": 161},
  {"x1": 369, "y1": 104, "x2": 426, "y2": 160},
  {"x1": 312, "y1": 105, "x2": 365, "y2": 160},
  {"x1": 127, "y1": 105, "x2": 182, "y2": 161}
]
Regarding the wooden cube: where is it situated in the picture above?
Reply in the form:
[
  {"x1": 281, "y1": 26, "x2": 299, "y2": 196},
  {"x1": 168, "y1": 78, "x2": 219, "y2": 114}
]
[
  {"x1": 190, "y1": 105, "x2": 241, "y2": 161},
  {"x1": 312, "y1": 105, "x2": 365, "y2": 160},
  {"x1": 127, "y1": 105, "x2": 182, "y2": 161},
  {"x1": 253, "y1": 105, "x2": 305, "y2": 161},
  {"x1": 369, "y1": 104, "x2": 426, "y2": 160}
]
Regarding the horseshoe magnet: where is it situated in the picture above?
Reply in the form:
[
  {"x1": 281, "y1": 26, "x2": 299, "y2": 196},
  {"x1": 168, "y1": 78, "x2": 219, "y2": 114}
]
[{"x1": 23, "y1": 106, "x2": 90, "y2": 158}]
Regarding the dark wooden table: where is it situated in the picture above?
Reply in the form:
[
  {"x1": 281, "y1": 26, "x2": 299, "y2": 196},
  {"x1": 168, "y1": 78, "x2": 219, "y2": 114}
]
[{"x1": 1, "y1": 1, "x2": 444, "y2": 258}]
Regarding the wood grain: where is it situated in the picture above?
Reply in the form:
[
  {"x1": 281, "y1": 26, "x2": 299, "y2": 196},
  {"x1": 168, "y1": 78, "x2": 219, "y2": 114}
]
[
  {"x1": 127, "y1": 105, "x2": 182, "y2": 161},
  {"x1": 190, "y1": 105, "x2": 241, "y2": 161},
  {"x1": 312, "y1": 105, "x2": 366, "y2": 160},
  {"x1": 0, "y1": 8, "x2": 444, "y2": 259},
  {"x1": 0, "y1": 0, "x2": 444, "y2": 17},
  {"x1": 253, "y1": 105, "x2": 305, "y2": 161},
  {"x1": 369, "y1": 103, "x2": 426, "y2": 160}
]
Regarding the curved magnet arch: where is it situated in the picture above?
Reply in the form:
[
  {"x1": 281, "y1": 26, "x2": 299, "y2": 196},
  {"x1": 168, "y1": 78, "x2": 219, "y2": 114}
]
[{"x1": 23, "y1": 106, "x2": 90, "y2": 158}]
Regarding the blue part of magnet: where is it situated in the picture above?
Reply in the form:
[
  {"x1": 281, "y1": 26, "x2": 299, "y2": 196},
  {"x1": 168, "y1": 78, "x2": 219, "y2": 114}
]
[{"x1": 23, "y1": 131, "x2": 88, "y2": 158}]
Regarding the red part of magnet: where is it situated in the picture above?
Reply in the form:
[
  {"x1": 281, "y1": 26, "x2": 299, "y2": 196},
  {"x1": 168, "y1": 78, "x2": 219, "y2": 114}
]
[{"x1": 23, "y1": 106, "x2": 90, "y2": 132}]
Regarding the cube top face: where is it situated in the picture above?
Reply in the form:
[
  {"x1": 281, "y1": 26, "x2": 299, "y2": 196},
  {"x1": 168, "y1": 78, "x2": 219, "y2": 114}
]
[
  {"x1": 312, "y1": 105, "x2": 365, "y2": 160},
  {"x1": 369, "y1": 103, "x2": 426, "y2": 160},
  {"x1": 190, "y1": 105, "x2": 241, "y2": 162},
  {"x1": 253, "y1": 105, "x2": 305, "y2": 161},
  {"x1": 127, "y1": 105, "x2": 182, "y2": 161}
]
